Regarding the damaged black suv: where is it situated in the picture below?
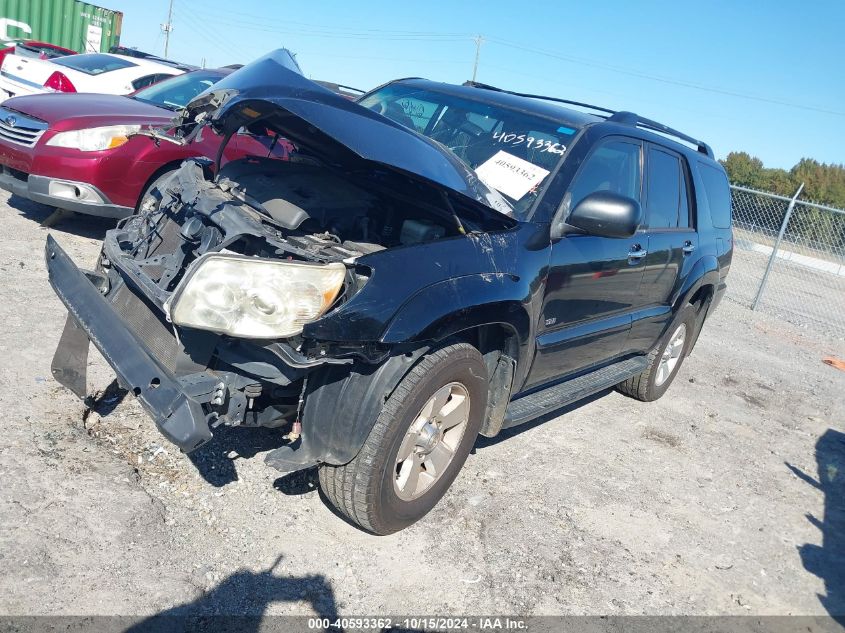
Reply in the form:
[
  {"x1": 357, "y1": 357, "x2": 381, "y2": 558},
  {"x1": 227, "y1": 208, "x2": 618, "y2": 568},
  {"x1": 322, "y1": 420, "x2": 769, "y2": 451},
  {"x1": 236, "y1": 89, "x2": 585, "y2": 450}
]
[{"x1": 47, "y1": 50, "x2": 732, "y2": 534}]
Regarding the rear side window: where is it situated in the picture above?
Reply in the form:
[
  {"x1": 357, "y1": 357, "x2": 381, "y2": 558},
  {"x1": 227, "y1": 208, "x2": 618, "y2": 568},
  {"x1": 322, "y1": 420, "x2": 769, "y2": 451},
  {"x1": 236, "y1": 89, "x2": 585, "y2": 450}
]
[
  {"x1": 568, "y1": 140, "x2": 642, "y2": 210},
  {"x1": 53, "y1": 54, "x2": 137, "y2": 75},
  {"x1": 646, "y1": 147, "x2": 690, "y2": 229},
  {"x1": 698, "y1": 163, "x2": 732, "y2": 229}
]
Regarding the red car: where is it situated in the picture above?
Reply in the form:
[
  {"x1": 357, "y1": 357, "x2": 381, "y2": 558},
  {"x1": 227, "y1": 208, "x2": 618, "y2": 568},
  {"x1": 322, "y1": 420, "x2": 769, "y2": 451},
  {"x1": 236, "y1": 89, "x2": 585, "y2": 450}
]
[
  {"x1": 0, "y1": 68, "x2": 290, "y2": 218},
  {"x1": 0, "y1": 40, "x2": 76, "y2": 68}
]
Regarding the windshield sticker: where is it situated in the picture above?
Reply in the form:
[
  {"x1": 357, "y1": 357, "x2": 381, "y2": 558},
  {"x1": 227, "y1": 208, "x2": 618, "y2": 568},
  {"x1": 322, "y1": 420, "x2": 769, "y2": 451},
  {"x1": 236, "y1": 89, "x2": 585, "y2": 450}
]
[
  {"x1": 557, "y1": 125, "x2": 575, "y2": 134},
  {"x1": 492, "y1": 131, "x2": 566, "y2": 155},
  {"x1": 475, "y1": 150, "x2": 551, "y2": 201}
]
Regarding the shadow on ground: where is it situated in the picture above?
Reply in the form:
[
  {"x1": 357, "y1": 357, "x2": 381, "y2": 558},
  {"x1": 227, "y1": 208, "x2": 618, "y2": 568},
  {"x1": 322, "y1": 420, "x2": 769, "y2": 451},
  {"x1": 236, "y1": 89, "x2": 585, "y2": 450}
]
[
  {"x1": 788, "y1": 428, "x2": 845, "y2": 624},
  {"x1": 186, "y1": 424, "x2": 287, "y2": 487},
  {"x1": 7, "y1": 193, "x2": 117, "y2": 240},
  {"x1": 123, "y1": 555, "x2": 338, "y2": 632}
]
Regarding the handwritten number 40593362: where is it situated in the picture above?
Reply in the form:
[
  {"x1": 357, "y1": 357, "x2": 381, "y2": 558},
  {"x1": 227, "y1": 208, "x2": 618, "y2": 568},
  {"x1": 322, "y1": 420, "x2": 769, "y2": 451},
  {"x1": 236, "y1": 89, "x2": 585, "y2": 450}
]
[{"x1": 492, "y1": 131, "x2": 565, "y2": 155}]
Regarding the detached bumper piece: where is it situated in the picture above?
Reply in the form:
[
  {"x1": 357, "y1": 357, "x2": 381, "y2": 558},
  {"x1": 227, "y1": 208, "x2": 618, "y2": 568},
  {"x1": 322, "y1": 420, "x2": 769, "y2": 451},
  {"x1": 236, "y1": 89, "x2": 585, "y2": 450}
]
[{"x1": 45, "y1": 235, "x2": 212, "y2": 452}]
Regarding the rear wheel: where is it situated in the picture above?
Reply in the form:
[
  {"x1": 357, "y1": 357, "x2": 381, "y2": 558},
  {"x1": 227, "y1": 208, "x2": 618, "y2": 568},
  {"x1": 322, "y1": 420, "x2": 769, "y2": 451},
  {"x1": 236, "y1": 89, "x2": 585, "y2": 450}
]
[
  {"x1": 318, "y1": 343, "x2": 487, "y2": 535},
  {"x1": 617, "y1": 304, "x2": 698, "y2": 402}
]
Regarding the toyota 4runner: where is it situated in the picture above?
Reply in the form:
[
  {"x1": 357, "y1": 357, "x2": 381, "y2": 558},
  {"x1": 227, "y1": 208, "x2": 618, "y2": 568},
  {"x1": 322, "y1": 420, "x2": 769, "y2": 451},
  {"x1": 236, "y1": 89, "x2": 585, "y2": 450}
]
[{"x1": 46, "y1": 50, "x2": 733, "y2": 534}]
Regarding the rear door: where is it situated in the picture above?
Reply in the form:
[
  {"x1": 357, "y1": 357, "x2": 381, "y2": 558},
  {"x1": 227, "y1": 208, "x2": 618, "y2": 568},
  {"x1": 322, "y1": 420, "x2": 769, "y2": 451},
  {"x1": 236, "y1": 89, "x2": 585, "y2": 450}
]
[
  {"x1": 525, "y1": 137, "x2": 646, "y2": 389},
  {"x1": 626, "y1": 143, "x2": 698, "y2": 352}
]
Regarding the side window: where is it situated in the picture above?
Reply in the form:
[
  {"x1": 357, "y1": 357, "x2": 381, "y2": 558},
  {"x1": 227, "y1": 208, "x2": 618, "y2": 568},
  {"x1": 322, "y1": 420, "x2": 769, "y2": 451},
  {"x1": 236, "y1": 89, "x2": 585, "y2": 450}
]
[
  {"x1": 646, "y1": 147, "x2": 691, "y2": 229},
  {"x1": 132, "y1": 73, "x2": 171, "y2": 90},
  {"x1": 679, "y1": 168, "x2": 691, "y2": 228},
  {"x1": 568, "y1": 140, "x2": 641, "y2": 211},
  {"x1": 646, "y1": 148, "x2": 679, "y2": 228},
  {"x1": 698, "y1": 163, "x2": 732, "y2": 229}
]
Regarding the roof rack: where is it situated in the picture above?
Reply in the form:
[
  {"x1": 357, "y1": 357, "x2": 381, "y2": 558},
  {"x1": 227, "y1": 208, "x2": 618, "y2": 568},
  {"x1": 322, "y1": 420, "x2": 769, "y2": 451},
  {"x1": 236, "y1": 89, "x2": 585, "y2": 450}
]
[
  {"x1": 463, "y1": 80, "x2": 714, "y2": 158},
  {"x1": 463, "y1": 80, "x2": 616, "y2": 117},
  {"x1": 607, "y1": 111, "x2": 713, "y2": 157}
]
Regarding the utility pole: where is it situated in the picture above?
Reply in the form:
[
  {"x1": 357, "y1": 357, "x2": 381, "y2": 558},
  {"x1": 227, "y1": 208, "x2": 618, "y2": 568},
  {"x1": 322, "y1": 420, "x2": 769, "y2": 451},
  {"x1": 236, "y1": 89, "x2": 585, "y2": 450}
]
[
  {"x1": 471, "y1": 35, "x2": 483, "y2": 82},
  {"x1": 162, "y1": 0, "x2": 174, "y2": 57}
]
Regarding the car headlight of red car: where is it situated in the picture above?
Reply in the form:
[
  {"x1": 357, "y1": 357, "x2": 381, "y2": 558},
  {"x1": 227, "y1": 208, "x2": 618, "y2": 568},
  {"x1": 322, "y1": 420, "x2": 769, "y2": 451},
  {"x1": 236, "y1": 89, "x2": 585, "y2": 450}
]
[{"x1": 46, "y1": 125, "x2": 142, "y2": 152}]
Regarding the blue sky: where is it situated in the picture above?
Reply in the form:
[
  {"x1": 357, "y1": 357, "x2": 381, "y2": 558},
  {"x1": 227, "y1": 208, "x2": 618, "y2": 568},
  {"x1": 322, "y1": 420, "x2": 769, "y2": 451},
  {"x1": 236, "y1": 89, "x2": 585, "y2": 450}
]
[{"x1": 108, "y1": 0, "x2": 844, "y2": 169}]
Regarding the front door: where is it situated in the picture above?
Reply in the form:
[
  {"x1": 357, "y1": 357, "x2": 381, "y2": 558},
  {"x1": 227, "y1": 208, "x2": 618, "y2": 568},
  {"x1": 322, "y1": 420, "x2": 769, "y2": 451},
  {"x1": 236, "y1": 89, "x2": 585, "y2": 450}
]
[{"x1": 526, "y1": 137, "x2": 645, "y2": 389}]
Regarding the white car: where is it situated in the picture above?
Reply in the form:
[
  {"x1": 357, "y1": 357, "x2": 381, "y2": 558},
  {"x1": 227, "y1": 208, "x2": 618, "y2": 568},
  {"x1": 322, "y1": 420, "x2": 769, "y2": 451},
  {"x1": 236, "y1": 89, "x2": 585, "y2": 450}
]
[{"x1": 0, "y1": 52, "x2": 187, "y2": 101}]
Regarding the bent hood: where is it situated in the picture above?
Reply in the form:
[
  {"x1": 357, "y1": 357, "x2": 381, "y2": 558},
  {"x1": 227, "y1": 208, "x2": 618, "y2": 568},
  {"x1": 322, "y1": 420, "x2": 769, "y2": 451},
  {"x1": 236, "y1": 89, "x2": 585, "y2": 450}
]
[{"x1": 183, "y1": 50, "x2": 512, "y2": 216}]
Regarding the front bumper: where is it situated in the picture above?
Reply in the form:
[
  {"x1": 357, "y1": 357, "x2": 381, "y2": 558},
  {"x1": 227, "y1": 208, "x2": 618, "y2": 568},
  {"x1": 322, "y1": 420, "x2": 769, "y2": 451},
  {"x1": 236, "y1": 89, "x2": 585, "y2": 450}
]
[
  {"x1": 0, "y1": 167, "x2": 132, "y2": 218},
  {"x1": 45, "y1": 235, "x2": 213, "y2": 452}
]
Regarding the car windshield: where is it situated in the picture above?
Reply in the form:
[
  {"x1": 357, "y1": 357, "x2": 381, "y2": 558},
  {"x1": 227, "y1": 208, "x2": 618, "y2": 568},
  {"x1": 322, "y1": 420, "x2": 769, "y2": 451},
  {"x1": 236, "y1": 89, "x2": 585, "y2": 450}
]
[
  {"x1": 359, "y1": 83, "x2": 579, "y2": 217},
  {"x1": 133, "y1": 71, "x2": 222, "y2": 110},
  {"x1": 52, "y1": 53, "x2": 137, "y2": 75}
]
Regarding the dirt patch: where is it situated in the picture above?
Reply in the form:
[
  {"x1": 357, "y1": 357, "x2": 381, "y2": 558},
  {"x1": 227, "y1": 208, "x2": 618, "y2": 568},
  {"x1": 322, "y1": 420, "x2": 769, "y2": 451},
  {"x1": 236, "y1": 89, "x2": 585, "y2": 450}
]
[{"x1": 1, "y1": 192, "x2": 844, "y2": 618}]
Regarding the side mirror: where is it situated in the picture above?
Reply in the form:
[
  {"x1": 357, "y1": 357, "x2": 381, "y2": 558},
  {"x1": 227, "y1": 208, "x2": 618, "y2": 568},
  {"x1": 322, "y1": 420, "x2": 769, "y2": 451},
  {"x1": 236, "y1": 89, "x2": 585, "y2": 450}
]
[{"x1": 566, "y1": 191, "x2": 642, "y2": 239}]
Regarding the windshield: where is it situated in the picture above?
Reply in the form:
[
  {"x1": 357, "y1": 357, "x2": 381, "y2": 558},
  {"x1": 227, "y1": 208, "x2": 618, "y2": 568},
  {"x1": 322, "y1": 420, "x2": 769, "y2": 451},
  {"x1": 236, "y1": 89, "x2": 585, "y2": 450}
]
[
  {"x1": 359, "y1": 83, "x2": 578, "y2": 217},
  {"x1": 133, "y1": 71, "x2": 223, "y2": 110}
]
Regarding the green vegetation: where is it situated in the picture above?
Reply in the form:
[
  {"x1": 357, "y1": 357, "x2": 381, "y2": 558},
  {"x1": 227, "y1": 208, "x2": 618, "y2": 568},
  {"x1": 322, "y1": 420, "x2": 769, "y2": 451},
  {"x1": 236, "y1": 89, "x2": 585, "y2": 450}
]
[
  {"x1": 722, "y1": 153, "x2": 845, "y2": 253},
  {"x1": 721, "y1": 152, "x2": 845, "y2": 209}
]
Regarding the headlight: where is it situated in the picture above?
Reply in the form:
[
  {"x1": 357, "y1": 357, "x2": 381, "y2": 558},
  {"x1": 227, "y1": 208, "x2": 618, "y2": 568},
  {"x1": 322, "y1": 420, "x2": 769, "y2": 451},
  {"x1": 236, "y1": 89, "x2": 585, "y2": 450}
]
[
  {"x1": 169, "y1": 255, "x2": 346, "y2": 339},
  {"x1": 46, "y1": 125, "x2": 141, "y2": 151}
]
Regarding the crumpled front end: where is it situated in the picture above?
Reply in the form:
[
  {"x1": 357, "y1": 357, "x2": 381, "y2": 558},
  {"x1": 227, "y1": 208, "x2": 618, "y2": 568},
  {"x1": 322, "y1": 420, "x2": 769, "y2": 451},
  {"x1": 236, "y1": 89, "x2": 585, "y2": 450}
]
[{"x1": 45, "y1": 162, "x2": 362, "y2": 453}]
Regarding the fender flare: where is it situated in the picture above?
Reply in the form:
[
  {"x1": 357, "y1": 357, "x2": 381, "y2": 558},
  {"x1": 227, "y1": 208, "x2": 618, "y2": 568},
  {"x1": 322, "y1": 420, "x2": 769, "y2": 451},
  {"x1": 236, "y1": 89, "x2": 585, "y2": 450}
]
[
  {"x1": 301, "y1": 274, "x2": 533, "y2": 466},
  {"x1": 673, "y1": 255, "x2": 720, "y2": 311},
  {"x1": 672, "y1": 255, "x2": 720, "y2": 352},
  {"x1": 379, "y1": 273, "x2": 532, "y2": 347},
  {"x1": 299, "y1": 348, "x2": 428, "y2": 466}
]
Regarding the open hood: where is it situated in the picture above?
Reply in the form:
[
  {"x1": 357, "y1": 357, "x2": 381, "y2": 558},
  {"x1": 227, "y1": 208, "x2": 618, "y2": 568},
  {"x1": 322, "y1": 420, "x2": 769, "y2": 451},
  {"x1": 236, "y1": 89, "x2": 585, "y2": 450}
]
[{"x1": 182, "y1": 50, "x2": 512, "y2": 217}]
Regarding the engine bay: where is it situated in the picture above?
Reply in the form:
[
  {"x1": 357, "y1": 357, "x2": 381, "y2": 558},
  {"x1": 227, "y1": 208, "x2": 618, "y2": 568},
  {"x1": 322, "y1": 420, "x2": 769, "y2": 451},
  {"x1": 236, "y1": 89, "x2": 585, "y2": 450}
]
[
  {"x1": 117, "y1": 156, "x2": 513, "y2": 303},
  {"x1": 215, "y1": 157, "x2": 459, "y2": 260}
]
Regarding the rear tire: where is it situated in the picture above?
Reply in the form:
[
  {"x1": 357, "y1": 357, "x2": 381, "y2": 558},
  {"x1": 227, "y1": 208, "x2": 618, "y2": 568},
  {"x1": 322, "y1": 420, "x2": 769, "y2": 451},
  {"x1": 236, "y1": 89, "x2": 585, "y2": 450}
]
[
  {"x1": 617, "y1": 304, "x2": 698, "y2": 402},
  {"x1": 318, "y1": 343, "x2": 487, "y2": 535}
]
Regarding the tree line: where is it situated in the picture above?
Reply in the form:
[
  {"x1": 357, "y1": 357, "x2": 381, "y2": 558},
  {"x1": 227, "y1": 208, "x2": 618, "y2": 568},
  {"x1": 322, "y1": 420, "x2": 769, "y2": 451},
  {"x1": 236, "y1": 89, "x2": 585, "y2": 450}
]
[
  {"x1": 721, "y1": 152, "x2": 845, "y2": 209},
  {"x1": 721, "y1": 153, "x2": 845, "y2": 252}
]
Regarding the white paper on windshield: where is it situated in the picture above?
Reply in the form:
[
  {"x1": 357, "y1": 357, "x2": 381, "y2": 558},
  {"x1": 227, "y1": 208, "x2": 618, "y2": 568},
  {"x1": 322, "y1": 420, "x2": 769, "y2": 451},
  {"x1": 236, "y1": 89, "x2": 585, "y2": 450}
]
[{"x1": 474, "y1": 150, "x2": 551, "y2": 200}]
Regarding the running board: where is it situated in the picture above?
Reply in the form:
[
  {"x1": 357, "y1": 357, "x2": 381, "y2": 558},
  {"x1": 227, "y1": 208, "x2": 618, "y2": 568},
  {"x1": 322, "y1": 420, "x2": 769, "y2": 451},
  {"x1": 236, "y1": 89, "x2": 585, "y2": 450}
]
[{"x1": 504, "y1": 356, "x2": 648, "y2": 428}]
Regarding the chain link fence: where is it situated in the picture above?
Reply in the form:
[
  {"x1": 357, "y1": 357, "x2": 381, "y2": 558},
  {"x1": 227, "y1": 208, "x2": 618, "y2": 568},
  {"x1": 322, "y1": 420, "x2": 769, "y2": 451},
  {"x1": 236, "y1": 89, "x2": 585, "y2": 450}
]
[{"x1": 728, "y1": 184, "x2": 845, "y2": 339}]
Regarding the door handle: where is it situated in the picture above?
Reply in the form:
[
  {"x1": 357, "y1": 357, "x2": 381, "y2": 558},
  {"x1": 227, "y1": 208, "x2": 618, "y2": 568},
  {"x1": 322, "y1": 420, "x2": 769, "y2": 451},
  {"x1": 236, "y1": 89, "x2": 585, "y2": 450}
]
[{"x1": 682, "y1": 241, "x2": 695, "y2": 255}]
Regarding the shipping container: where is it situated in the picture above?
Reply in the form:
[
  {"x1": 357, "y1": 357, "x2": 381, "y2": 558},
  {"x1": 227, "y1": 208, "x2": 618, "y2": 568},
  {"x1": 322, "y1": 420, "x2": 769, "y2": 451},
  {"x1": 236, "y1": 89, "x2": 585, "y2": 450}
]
[{"x1": 0, "y1": 0, "x2": 122, "y2": 53}]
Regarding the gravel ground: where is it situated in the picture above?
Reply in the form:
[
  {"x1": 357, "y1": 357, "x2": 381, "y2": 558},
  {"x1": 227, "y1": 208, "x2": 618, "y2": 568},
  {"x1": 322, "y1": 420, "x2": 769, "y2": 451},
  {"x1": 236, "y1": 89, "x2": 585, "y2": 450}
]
[{"x1": 1, "y1": 191, "x2": 844, "y2": 620}]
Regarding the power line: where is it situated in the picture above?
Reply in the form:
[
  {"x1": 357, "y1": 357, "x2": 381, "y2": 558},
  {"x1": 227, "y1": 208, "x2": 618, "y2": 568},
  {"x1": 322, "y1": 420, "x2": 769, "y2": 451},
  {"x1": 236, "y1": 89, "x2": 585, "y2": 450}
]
[
  {"x1": 166, "y1": 11, "x2": 841, "y2": 118},
  {"x1": 485, "y1": 36, "x2": 845, "y2": 118}
]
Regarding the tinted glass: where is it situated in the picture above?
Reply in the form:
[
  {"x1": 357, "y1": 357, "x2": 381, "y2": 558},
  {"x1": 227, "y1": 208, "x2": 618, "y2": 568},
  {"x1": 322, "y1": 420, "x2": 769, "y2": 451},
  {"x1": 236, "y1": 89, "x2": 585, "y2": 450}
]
[
  {"x1": 133, "y1": 71, "x2": 222, "y2": 110},
  {"x1": 568, "y1": 140, "x2": 641, "y2": 210},
  {"x1": 646, "y1": 148, "x2": 682, "y2": 229},
  {"x1": 698, "y1": 163, "x2": 732, "y2": 228},
  {"x1": 16, "y1": 43, "x2": 72, "y2": 60},
  {"x1": 132, "y1": 74, "x2": 169, "y2": 90},
  {"x1": 53, "y1": 53, "x2": 137, "y2": 75},
  {"x1": 358, "y1": 84, "x2": 579, "y2": 218}
]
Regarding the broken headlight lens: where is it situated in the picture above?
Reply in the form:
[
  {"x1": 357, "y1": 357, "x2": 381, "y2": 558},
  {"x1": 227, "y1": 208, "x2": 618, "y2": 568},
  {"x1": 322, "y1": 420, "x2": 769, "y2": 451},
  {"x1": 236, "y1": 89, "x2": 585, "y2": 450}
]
[{"x1": 169, "y1": 255, "x2": 346, "y2": 338}]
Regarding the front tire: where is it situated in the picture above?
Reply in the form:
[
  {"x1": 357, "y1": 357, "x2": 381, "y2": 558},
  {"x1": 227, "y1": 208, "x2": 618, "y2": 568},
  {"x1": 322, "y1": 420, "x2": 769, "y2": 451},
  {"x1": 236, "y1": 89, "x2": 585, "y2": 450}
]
[
  {"x1": 135, "y1": 169, "x2": 178, "y2": 214},
  {"x1": 318, "y1": 343, "x2": 487, "y2": 535}
]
